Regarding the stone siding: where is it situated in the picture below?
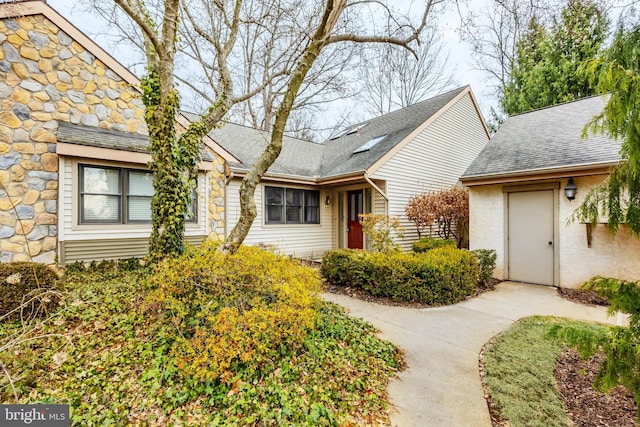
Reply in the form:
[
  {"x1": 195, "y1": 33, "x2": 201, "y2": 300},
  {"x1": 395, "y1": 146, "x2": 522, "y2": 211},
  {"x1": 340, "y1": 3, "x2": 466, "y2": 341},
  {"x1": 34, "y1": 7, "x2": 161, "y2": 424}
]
[
  {"x1": 209, "y1": 154, "x2": 225, "y2": 240},
  {"x1": 0, "y1": 13, "x2": 226, "y2": 263}
]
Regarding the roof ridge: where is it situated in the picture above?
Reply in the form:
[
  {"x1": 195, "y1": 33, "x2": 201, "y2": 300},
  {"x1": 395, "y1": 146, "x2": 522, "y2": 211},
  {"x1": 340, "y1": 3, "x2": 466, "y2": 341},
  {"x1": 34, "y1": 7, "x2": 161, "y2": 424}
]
[{"x1": 508, "y1": 94, "x2": 605, "y2": 118}]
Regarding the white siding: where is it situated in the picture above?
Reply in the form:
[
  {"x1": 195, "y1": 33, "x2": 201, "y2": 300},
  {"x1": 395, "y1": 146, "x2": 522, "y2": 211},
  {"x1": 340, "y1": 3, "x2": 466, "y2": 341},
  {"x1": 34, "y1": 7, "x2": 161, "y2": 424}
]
[
  {"x1": 373, "y1": 93, "x2": 489, "y2": 250},
  {"x1": 226, "y1": 179, "x2": 333, "y2": 259},
  {"x1": 59, "y1": 157, "x2": 208, "y2": 262}
]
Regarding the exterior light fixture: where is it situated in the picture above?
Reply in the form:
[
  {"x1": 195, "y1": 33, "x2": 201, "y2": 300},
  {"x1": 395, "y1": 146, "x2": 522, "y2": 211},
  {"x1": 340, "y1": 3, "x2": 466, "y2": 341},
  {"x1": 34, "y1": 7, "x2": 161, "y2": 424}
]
[
  {"x1": 564, "y1": 177, "x2": 577, "y2": 201},
  {"x1": 325, "y1": 195, "x2": 332, "y2": 206}
]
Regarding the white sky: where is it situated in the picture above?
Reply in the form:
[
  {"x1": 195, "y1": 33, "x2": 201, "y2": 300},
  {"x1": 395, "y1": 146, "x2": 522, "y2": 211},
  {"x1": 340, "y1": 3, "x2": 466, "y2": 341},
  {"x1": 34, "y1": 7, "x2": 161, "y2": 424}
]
[{"x1": 47, "y1": 0, "x2": 496, "y2": 119}]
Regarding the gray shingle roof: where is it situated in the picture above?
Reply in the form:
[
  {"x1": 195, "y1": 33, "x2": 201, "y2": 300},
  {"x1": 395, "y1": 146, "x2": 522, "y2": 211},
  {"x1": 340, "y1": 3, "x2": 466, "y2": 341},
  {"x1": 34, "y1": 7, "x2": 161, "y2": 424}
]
[
  {"x1": 182, "y1": 113, "x2": 325, "y2": 178},
  {"x1": 196, "y1": 86, "x2": 469, "y2": 179},
  {"x1": 56, "y1": 121, "x2": 214, "y2": 162},
  {"x1": 462, "y1": 96, "x2": 621, "y2": 179}
]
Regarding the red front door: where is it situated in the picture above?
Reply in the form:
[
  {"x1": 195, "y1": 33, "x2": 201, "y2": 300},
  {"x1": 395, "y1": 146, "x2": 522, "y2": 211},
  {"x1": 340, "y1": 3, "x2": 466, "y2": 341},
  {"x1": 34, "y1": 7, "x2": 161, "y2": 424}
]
[{"x1": 347, "y1": 191, "x2": 364, "y2": 249}]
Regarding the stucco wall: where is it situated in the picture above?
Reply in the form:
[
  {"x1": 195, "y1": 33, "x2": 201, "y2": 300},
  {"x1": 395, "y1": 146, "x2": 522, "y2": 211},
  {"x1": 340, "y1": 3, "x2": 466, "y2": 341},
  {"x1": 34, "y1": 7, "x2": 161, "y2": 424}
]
[
  {"x1": 468, "y1": 184, "x2": 505, "y2": 279},
  {"x1": 469, "y1": 175, "x2": 640, "y2": 288},
  {"x1": 559, "y1": 174, "x2": 640, "y2": 288}
]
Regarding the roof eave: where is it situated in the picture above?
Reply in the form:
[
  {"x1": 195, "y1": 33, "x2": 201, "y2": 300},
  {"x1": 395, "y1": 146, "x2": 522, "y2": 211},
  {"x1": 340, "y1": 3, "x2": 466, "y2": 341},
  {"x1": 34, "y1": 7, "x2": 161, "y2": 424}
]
[
  {"x1": 228, "y1": 167, "x2": 367, "y2": 186},
  {"x1": 461, "y1": 160, "x2": 620, "y2": 186}
]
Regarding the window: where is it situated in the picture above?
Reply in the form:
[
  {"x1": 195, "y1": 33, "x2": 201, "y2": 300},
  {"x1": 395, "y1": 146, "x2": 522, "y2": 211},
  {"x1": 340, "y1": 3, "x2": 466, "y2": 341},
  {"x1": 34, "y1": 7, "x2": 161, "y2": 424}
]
[
  {"x1": 265, "y1": 186, "x2": 320, "y2": 224},
  {"x1": 79, "y1": 164, "x2": 198, "y2": 224}
]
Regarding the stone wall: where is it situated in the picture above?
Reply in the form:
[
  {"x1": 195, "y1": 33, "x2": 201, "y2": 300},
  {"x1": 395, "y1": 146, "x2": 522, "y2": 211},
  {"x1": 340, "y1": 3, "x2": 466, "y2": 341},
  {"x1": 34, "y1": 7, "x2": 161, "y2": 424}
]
[
  {"x1": 0, "y1": 14, "x2": 139, "y2": 264},
  {"x1": 0, "y1": 12, "x2": 227, "y2": 264},
  {"x1": 208, "y1": 154, "x2": 226, "y2": 240}
]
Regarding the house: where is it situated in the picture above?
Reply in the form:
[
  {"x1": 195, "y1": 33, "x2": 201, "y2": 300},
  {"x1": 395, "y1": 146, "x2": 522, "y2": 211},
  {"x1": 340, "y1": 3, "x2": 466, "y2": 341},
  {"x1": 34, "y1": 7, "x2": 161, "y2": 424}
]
[
  {"x1": 461, "y1": 95, "x2": 640, "y2": 288},
  {"x1": 196, "y1": 85, "x2": 490, "y2": 258},
  {"x1": 0, "y1": 1, "x2": 230, "y2": 264}
]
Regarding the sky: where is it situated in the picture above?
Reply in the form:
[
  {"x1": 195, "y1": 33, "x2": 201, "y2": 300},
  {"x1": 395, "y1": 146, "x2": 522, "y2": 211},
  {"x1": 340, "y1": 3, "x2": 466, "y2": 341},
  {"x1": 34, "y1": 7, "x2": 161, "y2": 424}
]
[{"x1": 46, "y1": 0, "x2": 496, "y2": 120}]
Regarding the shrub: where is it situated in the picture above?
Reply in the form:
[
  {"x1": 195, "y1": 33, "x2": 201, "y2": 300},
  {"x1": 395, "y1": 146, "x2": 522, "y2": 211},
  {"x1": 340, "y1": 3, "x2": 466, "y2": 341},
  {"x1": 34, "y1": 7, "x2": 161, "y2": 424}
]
[
  {"x1": 412, "y1": 237, "x2": 456, "y2": 253},
  {"x1": 148, "y1": 241, "x2": 321, "y2": 382},
  {"x1": 322, "y1": 247, "x2": 478, "y2": 305},
  {"x1": 471, "y1": 249, "x2": 497, "y2": 287},
  {"x1": 0, "y1": 262, "x2": 60, "y2": 320},
  {"x1": 405, "y1": 187, "x2": 469, "y2": 245},
  {"x1": 359, "y1": 213, "x2": 405, "y2": 252},
  {"x1": 320, "y1": 249, "x2": 372, "y2": 288}
]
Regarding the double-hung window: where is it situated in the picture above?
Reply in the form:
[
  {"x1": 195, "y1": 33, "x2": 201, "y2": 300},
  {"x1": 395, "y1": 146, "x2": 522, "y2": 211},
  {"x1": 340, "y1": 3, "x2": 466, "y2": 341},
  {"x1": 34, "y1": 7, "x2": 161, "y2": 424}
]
[
  {"x1": 79, "y1": 164, "x2": 198, "y2": 224},
  {"x1": 265, "y1": 186, "x2": 320, "y2": 224}
]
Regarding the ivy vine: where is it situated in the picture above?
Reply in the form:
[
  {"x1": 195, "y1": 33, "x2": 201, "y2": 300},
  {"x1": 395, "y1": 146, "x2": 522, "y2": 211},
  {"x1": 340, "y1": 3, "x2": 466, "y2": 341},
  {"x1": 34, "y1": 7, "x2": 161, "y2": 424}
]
[{"x1": 141, "y1": 66, "x2": 205, "y2": 262}]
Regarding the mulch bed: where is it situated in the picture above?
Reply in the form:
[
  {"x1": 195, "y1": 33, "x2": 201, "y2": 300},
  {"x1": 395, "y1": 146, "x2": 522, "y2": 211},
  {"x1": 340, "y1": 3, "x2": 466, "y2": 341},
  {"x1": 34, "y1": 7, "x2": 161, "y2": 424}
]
[
  {"x1": 557, "y1": 287, "x2": 610, "y2": 307},
  {"x1": 554, "y1": 349, "x2": 637, "y2": 426}
]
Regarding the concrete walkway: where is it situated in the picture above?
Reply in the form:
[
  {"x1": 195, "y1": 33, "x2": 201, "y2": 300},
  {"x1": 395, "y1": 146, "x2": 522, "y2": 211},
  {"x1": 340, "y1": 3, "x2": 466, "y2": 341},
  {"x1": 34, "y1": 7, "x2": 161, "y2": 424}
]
[{"x1": 323, "y1": 281, "x2": 623, "y2": 427}]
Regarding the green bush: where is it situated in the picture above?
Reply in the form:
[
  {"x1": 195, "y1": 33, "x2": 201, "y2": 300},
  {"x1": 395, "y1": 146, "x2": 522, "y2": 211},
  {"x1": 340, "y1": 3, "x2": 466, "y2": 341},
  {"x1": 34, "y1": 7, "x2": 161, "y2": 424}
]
[
  {"x1": 471, "y1": 249, "x2": 497, "y2": 287},
  {"x1": 322, "y1": 247, "x2": 478, "y2": 305},
  {"x1": 320, "y1": 249, "x2": 372, "y2": 288},
  {"x1": 412, "y1": 237, "x2": 456, "y2": 253},
  {"x1": 0, "y1": 262, "x2": 60, "y2": 320}
]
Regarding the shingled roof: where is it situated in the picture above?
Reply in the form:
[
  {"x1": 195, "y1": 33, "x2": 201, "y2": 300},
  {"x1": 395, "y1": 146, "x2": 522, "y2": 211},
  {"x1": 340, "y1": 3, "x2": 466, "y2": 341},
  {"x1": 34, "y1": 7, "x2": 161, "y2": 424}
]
[
  {"x1": 56, "y1": 121, "x2": 215, "y2": 162},
  {"x1": 193, "y1": 86, "x2": 470, "y2": 180},
  {"x1": 462, "y1": 96, "x2": 621, "y2": 180}
]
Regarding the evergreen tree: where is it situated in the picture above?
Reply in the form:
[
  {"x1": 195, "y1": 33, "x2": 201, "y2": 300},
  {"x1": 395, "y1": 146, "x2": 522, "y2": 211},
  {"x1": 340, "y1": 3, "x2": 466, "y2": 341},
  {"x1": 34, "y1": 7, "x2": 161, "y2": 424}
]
[
  {"x1": 502, "y1": 0, "x2": 609, "y2": 115},
  {"x1": 573, "y1": 23, "x2": 640, "y2": 234}
]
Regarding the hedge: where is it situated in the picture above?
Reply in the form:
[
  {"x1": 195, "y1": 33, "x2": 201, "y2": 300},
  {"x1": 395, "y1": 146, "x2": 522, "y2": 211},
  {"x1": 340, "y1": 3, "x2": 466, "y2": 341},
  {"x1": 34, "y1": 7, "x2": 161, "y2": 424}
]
[
  {"x1": 412, "y1": 237, "x2": 457, "y2": 253},
  {"x1": 321, "y1": 247, "x2": 479, "y2": 305}
]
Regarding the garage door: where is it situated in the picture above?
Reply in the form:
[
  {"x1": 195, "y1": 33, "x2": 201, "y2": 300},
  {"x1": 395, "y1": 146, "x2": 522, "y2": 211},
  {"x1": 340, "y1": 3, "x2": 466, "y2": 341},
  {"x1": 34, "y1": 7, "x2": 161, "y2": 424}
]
[{"x1": 508, "y1": 190, "x2": 554, "y2": 285}]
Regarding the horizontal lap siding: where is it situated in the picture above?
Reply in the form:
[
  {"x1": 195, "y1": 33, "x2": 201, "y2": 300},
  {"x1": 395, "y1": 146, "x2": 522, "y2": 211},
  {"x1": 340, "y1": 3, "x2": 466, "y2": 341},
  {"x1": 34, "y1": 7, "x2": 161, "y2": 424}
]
[
  {"x1": 59, "y1": 157, "x2": 208, "y2": 263},
  {"x1": 226, "y1": 179, "x2": 333, "y2": 259},
  {"x1": 61, "y1": 235, "x2": 205, "y2": 264},
  {"x1": 373, "y1": 94, "x2": 489, "y2": 251}
]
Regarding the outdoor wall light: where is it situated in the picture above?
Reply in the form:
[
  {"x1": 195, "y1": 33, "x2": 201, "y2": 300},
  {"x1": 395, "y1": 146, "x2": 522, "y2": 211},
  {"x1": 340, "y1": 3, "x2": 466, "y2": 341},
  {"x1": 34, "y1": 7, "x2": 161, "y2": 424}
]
[
  {"x1": 564, "y1": 177, "x2": 577, "y2": 201},
  {"x1": 325, "y1": 195, "x2": 332, "y2": 206}
]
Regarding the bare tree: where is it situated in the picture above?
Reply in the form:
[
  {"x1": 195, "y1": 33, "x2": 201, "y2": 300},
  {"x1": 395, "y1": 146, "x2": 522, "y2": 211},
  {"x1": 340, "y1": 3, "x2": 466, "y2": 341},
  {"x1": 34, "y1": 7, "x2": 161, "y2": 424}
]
[
  {"x1": 219, "y1": 0, "x2": 444, "y2": 253},
  {"x1": 359, "y1": 24, "x2": 456, "y2": 116},
  {"x1": 457, "y1": 0, "x2": 557, "y2": 98},
  {"x1": 108, "y1": 0, "x2": 442, "y2": 256}
]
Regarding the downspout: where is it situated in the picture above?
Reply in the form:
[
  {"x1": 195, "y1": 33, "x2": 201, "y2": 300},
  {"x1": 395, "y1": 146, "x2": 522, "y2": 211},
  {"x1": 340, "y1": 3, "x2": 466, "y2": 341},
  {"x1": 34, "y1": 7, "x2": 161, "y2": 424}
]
[
  {"x1": 364, "y1": 172, "x2": 388, "y2": 201},
  {"x1": 364, "y1": 171, "x2": 389, "y2": 216},
  {"x1": 224, "y1": 170, "x2": 235, "y2": 186}
]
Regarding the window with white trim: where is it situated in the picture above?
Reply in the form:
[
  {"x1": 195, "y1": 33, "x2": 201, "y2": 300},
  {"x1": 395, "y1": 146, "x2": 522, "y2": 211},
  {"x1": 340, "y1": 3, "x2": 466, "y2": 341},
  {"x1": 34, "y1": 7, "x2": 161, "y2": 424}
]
[
  {"x1": 79, "y1": 164, "x2": 197, "y2": 224},
  {"x1": 265, "y1": 186, "x2": 320, "y2": 224}
]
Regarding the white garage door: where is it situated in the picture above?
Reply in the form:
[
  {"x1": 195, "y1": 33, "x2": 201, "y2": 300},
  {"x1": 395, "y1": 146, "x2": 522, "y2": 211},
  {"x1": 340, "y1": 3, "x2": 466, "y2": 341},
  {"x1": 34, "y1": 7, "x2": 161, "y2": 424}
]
[{"x1": 508, "y1": 190, "x2": 554, "y2": 285}]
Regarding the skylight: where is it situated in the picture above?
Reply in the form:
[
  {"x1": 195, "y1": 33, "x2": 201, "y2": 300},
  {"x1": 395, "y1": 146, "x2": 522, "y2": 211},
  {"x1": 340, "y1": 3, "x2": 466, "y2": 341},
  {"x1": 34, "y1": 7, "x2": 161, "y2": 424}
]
[
  {"x1": 329, "y1": 122, "x2": 369, "y2": 140},
  {"x1": 353, "y1": 134, "x2": 387, "y2": 154}
]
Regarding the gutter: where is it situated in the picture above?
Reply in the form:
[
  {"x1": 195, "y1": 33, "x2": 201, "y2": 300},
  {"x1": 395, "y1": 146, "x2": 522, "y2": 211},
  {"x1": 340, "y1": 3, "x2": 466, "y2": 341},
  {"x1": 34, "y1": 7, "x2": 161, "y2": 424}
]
[{"x1": 461, "y1": 160, "x2": 620, "y2": 185}]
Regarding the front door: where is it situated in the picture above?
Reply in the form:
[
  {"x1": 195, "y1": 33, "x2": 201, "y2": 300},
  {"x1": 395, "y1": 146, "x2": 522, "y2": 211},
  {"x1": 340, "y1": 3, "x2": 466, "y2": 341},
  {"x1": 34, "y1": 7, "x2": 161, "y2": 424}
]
[
  {"x1": 347, "y1": 190, "x2": 364, "y2": 249},
  {"x1": 508, "y1": 190, "x2": 555, "y2": 285}
]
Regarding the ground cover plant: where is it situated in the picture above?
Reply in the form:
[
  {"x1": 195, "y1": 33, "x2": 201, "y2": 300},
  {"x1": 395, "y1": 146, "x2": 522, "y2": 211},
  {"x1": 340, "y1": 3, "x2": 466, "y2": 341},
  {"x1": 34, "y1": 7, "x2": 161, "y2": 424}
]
[
  {"x1": 480, "y1": 316, "x2": 635, "y2": 426},
  {"x1": 0, "y1": 244, "x2": 403, "y2": 426}
]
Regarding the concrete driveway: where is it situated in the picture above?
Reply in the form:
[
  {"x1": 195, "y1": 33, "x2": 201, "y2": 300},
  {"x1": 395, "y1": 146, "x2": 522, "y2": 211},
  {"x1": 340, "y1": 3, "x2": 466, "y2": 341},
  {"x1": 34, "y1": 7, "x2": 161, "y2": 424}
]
[{"x1": 323, "y1": 281, "x2": 622, "y2": 427}]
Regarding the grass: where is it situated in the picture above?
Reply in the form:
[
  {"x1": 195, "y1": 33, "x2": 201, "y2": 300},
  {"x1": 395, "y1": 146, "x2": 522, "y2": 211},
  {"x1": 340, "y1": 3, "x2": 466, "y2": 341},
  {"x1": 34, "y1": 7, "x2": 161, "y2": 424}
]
[
  {"x1": 481, "y1": 316, "x2": 610, "y2": 427},
  {"x1": 0, "y1": 256, "x2": 404, "y2": 426}
]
